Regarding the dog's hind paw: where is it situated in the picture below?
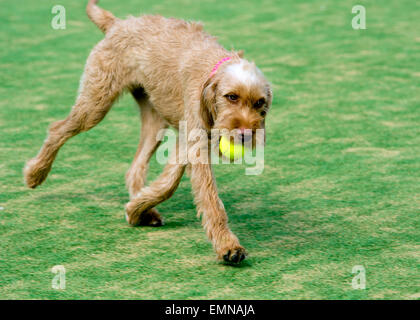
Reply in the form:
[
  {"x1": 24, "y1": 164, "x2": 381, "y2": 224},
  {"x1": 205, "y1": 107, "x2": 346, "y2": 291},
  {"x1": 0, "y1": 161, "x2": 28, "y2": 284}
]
[{"x1": 23, "y1": 158, "x2": 51, "y2": 189}]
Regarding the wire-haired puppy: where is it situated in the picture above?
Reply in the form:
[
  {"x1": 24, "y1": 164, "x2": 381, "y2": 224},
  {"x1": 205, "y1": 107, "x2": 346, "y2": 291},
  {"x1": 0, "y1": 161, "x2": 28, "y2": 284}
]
[{"x1": 24, "y1": 0, "x2": 272, "y2": 263}]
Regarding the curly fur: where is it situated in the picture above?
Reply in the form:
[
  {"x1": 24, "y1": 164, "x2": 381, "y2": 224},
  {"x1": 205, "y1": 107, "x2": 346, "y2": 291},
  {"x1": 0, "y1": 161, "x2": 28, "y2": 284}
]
[{"x1": 24, "y1": 0, "x2": 272, "y2": 263}]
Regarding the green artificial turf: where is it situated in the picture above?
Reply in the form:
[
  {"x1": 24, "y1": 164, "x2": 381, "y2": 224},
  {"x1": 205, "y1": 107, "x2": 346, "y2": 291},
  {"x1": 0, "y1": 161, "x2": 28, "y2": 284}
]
[{"x1": 0, "y1": 0, "x2": 419, "y2": 299}]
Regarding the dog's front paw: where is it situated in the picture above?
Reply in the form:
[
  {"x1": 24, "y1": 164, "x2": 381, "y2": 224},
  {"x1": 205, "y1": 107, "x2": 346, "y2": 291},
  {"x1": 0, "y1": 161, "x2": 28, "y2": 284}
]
[
  {"x1": 221, "y1": 246, "x2": 247, "y2": 264},
  {"x1": 125, "y1": 204, "x2": 163, "y2": 227}
]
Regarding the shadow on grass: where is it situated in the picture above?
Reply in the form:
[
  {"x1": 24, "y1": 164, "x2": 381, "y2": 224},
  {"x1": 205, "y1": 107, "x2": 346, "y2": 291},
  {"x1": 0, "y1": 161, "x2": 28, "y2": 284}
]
[{"x1": 221, "y1": 259, "x2": 253, "y2": 268}]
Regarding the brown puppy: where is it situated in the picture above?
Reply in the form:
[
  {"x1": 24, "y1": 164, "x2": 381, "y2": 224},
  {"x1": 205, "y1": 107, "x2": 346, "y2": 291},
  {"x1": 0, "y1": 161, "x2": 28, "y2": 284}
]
[{"x1": 24, "y1": 0, "x2": 272, "y2": 263}]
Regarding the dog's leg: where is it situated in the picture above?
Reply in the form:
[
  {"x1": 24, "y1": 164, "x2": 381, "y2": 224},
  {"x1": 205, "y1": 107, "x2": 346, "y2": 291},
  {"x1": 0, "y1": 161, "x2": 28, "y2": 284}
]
[
  {"x1": 126, "y1": 93, "x2": 168, "y2": 198},
  {"x1": 190, "y1": 163, "x2": 247, "y2": 263},
  {"x1": 125, "y1": 140, "x2": 186, "y2": 226},
  {"x1": 24, "y1": 50, "x2": 124, "y2": 188},
  {"x1": 125, "y1": 94, "x2": 168, "y2": 226}
]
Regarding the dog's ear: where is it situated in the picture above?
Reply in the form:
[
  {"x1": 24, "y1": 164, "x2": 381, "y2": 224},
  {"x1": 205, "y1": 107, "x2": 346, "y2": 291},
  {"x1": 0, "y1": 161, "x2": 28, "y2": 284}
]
[
  {"x1": 200, "y1": 77, "x2": 218, "y2": 130},
  {"x1": 237, "y1": 50, "x2": 244, "y2": 58}
]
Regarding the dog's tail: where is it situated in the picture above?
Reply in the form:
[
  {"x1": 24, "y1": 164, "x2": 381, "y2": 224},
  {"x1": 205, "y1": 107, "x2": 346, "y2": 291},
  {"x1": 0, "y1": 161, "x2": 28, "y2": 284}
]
[{"x1": 86, "y1": 0, "x2": 117, "y2": 33}]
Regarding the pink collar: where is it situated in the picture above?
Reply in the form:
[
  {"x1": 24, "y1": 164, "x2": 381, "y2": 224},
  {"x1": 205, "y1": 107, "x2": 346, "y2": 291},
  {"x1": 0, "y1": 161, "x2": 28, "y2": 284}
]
[{"x1": 209, "y1": 57, "x2": 231, "y2": 78}]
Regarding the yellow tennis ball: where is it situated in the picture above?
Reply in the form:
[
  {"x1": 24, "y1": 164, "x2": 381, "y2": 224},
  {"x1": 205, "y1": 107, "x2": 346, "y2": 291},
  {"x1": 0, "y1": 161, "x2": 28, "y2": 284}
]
[{"x1": 219, "y1": 136, "x2": 248, "y2": 161}]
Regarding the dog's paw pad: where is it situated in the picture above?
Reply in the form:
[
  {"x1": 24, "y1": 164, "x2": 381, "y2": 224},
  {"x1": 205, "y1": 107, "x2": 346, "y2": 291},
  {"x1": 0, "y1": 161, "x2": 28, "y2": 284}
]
[
  {"x1": 147, "y1": 217, "x2": 164, "y2": 227},
  {"x1": 139, "y1": 208, "x2": 164, "y2": 227}
]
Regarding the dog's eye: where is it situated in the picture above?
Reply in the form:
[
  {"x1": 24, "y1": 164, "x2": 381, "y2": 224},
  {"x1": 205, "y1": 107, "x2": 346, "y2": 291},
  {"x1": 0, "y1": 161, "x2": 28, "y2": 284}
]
[
  {"x1": 254, "y1": 98, "x2": 265, "y2": 109},
  {"x1": 260, "y1": 110, "x2": 267, "y2": 117},
  {"x1": 225, "y1": 94, "x2": 239, "y2": 102}
]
